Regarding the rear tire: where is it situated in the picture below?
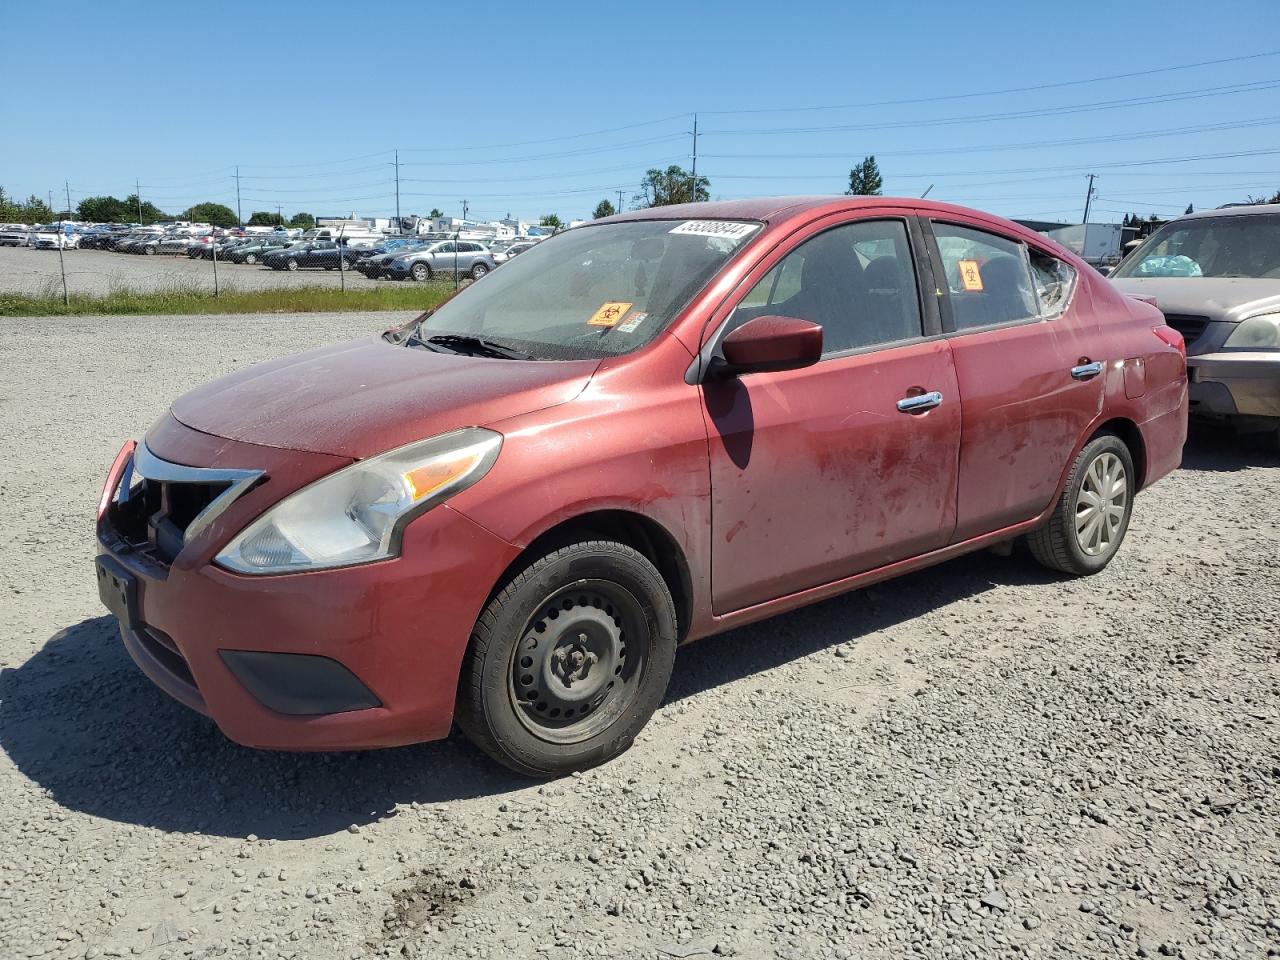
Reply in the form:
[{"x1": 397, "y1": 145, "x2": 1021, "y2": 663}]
[
  {"x1": 1027, "y1": 433, "x2": 1135, "y2": 576},
  {"x1": 470, "y1": 262, "x2": 489, "y2": 280},
  {"x1": 244, "y1": 253, "x2": 257, "y2": 264},
  {"x1": 457, "y1": 540, "x2": 677, "y2": 778}
]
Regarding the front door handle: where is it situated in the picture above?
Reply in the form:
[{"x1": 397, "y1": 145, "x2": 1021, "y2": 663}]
[
  {"x1": 896, "y1": 391, "x2": 943, "y2": 413},
  {"x1": 1071, "y1": 360, "x2": 1104, "y2": 380}
]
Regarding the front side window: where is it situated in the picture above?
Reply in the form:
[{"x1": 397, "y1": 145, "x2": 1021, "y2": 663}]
[
  {"x1": 933, "y1": 223, "x2": 1038, "y2": 330},
  {"x1": 1110, "y1": 214, "x2": 1280, "y2": 279},
  {"x1": 414, "y1": 219, "x2": 760, "y2": 359},
  {"x1": 730, "y1": 219, "x2": 923, "y2": 356}
]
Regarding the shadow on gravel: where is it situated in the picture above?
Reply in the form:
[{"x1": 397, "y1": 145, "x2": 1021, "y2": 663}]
[
  {"x1": 1, "y1": 552, "x2": 1051, "y2": 841},
  {"x1": 1180, "y1": 422, "x2": 1279, "y2": 473}
]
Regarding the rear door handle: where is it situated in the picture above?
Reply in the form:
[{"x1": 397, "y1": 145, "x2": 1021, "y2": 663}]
[
  {"x1": 896, "y1": 391, "x2": 943, "y2": 413},
  {"x1": 1071, "y1": 361, "x2": 1104, "y2": 380}
]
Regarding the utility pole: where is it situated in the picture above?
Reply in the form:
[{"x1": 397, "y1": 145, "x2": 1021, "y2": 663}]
[
  {"x1": 48, "y1": 190, "x2": 54, "y2": 217},
  {"x1": 65, "y1": 181, "x2": 72, "y2": 221},
  {"x1": 617, "y1": 188, "x2": 625, "y2": 214},
  {"x1": 462, "y1": 199, "x2": 469, "y2": 222},
  {"x1": 689, "y1": 113, "x2": 698, "y2": 203},
  {"x1": 136, "y1": 178, "x2": 143, "y2": 224},
  {"x1": 394, "y1": 149, "x2": 401, "y2": 234},
  {"x1": 1082, "y1": 173, "x2": 1097, "y2": 224},
  {"x1": 235, "y1": 166, "x2": 242, "y2": 227}
]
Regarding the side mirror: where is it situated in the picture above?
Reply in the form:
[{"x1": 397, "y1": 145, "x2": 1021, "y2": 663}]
[{"x1": 716, "y1": 315, "x2": 823, "y2": 376}]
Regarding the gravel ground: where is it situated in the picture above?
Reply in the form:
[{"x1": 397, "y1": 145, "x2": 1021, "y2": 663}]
[
  {"x1": 0, "y1": 246, "x2": 389, "y2": 296},
  {"x1": 1, "y1": 313, "x2": 1278, "y2": 960}
]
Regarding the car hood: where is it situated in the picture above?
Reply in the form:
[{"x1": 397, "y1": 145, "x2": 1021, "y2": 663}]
[
  {"x1": 169, "y1": 335, "x2": 600, "y2": 459},
  {"x1": 1110, "y1": 277, "x2": 1280, "y2": 323}
]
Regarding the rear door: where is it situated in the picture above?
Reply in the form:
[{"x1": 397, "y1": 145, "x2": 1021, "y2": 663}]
[
  {"x1": 922, "y1": 217, "x2": 1103, "y2": 541},
  {"x1": 705, "y1": 212, "x2": 963, "y2": 613}
]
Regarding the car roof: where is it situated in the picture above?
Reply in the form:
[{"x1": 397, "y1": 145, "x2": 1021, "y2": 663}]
[{"x1": 1172, "y1": 202, "x2": 1280, "y2": 221}]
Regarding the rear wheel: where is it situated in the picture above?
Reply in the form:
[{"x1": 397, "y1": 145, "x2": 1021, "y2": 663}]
[
  {"x1": 244, "y1": 253, "x2": 257, "y2": 264},
  {"x1": 470, "y1": 262, "x2": 489, "y2": 280},
  {"x1": 411, "y1": 262, "x2": 431, "y2": 282},
  {"x1": 1027, "y1": 433, "x2": 1135, "y2": 575},
  {"x1": 457, "y1": 540, "x2": 677, "y2": 777}
]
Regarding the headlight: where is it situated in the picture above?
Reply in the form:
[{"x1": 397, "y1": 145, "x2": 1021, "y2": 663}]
[
  {"x1": 1224, "y1": 313, "x2": 1280, "y2": 349},
  {"x1": 215, "y1": 428, "x2": 502, "y2": 575}
]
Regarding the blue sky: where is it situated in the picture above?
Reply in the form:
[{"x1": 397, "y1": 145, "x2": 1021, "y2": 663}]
[{"x1": 3, "y1": 0, "x2": 1279, "y2": 224}]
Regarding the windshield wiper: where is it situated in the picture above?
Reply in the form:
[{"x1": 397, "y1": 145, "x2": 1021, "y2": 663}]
[{"x1": 416, "y1": 332, "x2": 533, "y2": 360}]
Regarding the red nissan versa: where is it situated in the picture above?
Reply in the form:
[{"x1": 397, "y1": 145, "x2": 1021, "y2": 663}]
[{"x1": 95, "y1": 198, "x2": 1188, "y2": 776}]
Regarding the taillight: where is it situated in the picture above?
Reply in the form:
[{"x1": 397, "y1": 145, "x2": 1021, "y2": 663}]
[
  {"x1": 1153, "y1": 325, "x2": 1186, "y2": 357},
  {"x1": 98, "y1": 440, "x2": 137, "y2": 521}
]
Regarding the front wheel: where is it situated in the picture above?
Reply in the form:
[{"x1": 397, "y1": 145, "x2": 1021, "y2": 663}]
[
  {"x1": 1027, "y1": 433, "x2": 1135, "y2": 575},
  {"x1": 457, "y1": 540, "x2": 677, "y2": 777},
  {"x1": 244, "y1": 253, "x2": 257, "y2": 264},
  {"x1": 410, "y1": 262, "x2": 431, "y2": 282},
  {"x1": 285, "y1": 258, "x2": 299, "y2": 271}
]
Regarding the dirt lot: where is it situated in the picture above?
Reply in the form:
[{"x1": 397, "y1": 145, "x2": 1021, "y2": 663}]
[
  {"x1": 1, "y1": 313, "x2": 1278, "y2": 960},
  {"x1": 0, "y1": 246, "x2": 387, "y2": 296}
]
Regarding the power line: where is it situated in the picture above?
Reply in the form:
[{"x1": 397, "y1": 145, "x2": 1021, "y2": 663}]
[
  {"x1": 704, "y1": 80, "x2": 1280, "y2": 136},
  {"x1": 699, "y1": 50, "x2": 1280, "y2": 116}
]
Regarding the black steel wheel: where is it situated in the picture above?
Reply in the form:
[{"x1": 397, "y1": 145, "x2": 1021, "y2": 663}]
[{"x1": 457, "y1": 540, "x2": 677, "y2": 777}]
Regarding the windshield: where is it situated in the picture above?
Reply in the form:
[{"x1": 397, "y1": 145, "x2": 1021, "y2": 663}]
[
  {"x1": 1112, "y1": 213, "x2": 1280, "y2": 279},
  {"x1": 414, "y1": 219, "x2": 760, "y2": 360}
]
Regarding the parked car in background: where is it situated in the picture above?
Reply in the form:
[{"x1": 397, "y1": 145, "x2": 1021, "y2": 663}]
[
  {"x1": 355, "y1": 240, "x2": 433, "y2": 278},
  {"x1": 262, "y1": 240, "x2": 357, "y2": 271},
  {"x1": 0, "y1": 224, "x2": 29, "y2": 247},
  {"x1": 1110, "y1": 203, "x2": 1280, "y2": 449},
  {"x1": 95, "y1": 197, "x2": 1185, "y2": 777},
  {"x1": 227, "y1": 238, "x2": 292, "y2": 264},
  {"x1": 385, "y1": 239, "x2": 497, "y2": 281},
  {"x1": 27, "y1": 225, "x2": 80, "y2": 249}
]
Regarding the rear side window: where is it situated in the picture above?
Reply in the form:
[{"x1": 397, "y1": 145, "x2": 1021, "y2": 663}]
[
  {"x1": 1029, "y1": 250, "x2": 1077, "y2": 317},
  {"x1": 933, "y1": 223, "x2": 1038, "y2": 330},
  {"x1": 731, "y1": 219, "x2": 923, "y2": 356}
]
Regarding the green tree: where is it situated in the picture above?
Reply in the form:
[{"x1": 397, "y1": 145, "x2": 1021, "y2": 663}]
[
  {"x1": 428, "y1": 208, "x2": 444, "y2": 219},
  {"x1": 846, "y1": 155, "x2": 883, "y2": 196},
  {"x1": 248, "y1": 211, "x2": 285, "y2": 227},
  {"x1": 540, "y1": 214, "x2": 563, "y2": 231},
  {"x1": 635, "y1": 165, "x2": 710, "y2": 207},
  {"x1": 0, "y1": 186, "x2": 18, "y2": 222},
  {"x1": 593, "y1": 199, "x2": 616, "y2": 219},
  {"x1": 182, "y1": 202, "x2": 238, "y2": 228},
  {"x1": 124, "y1": 194, "x2": 167, "y2": 225},
  {"x1": 289, "y1": 212, "x2": 315, "y2": 229},
  {"x1": 21, "y1": 195, "x2": 55, "y2": 223},
  {"x1": 77, "y1": 195, "x2": 133, "y2": 223}
]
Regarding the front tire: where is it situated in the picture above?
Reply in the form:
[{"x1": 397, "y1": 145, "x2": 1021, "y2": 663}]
[
  {"x1": 1027, "y1": 433, "x2": 1135, "y2": 575},
  {"x1": 285, "y1": 258, "x2": 299, "y2": 271},
  {"x1": 244, "y1": 253, "x2": 257, "y2": 264},
  {"x1": 457, "y1": 540, "x2": 677, "y2": 777},
  {"x1": 411, "y1": 262, "x2": 431, "y2": 282}
]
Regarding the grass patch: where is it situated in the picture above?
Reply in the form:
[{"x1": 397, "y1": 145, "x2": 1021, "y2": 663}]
[{"x1": 0, "y1": 278, "x2": 459, "y2": 317}]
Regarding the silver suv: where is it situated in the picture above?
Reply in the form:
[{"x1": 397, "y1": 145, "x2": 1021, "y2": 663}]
[
  {"x1": 386, "y1": 240, "x2": 497, "y2": 282},
  {"x1": 1110, "y1": 203, "x2": 1280, "y2": 448}
]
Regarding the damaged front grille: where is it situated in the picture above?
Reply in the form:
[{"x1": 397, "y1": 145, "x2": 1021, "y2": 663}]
[{"x1": 100, "y1": 444, "x2": 262, "y2": 565}]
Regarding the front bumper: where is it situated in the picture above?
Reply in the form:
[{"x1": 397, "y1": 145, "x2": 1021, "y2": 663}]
[
  {"x1": 96, "y1": 416, "x2": 521, "y2": 751},
  {"x1": 1188, "y1": 351, "x2": 1280, "y2": 420}
]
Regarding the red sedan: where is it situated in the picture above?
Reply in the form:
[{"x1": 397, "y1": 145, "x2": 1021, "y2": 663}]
[{"x1": 96, "y1": 198, "x2": 1188, "y2": 776}]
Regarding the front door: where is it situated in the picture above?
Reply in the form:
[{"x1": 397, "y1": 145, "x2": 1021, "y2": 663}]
[{"x1": 704, "y1": 216, "x2": 963, "y2": 614}]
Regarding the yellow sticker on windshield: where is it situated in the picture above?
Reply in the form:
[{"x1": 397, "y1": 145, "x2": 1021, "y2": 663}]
[
  {"x1": 958, "y1": 259, "x2": 984, "y2": 291},
  {"x1": 588, "y1": 301, "x2": 633, "y2": 327}
]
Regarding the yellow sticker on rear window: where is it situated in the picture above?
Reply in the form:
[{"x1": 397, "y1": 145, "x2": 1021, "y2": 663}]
[
  {"x1": 958, "y1": 259, "x2": 984, "y2": 292},
  {"x1": 588, "y1": 301, "x2": 632, "y2": 327}
]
